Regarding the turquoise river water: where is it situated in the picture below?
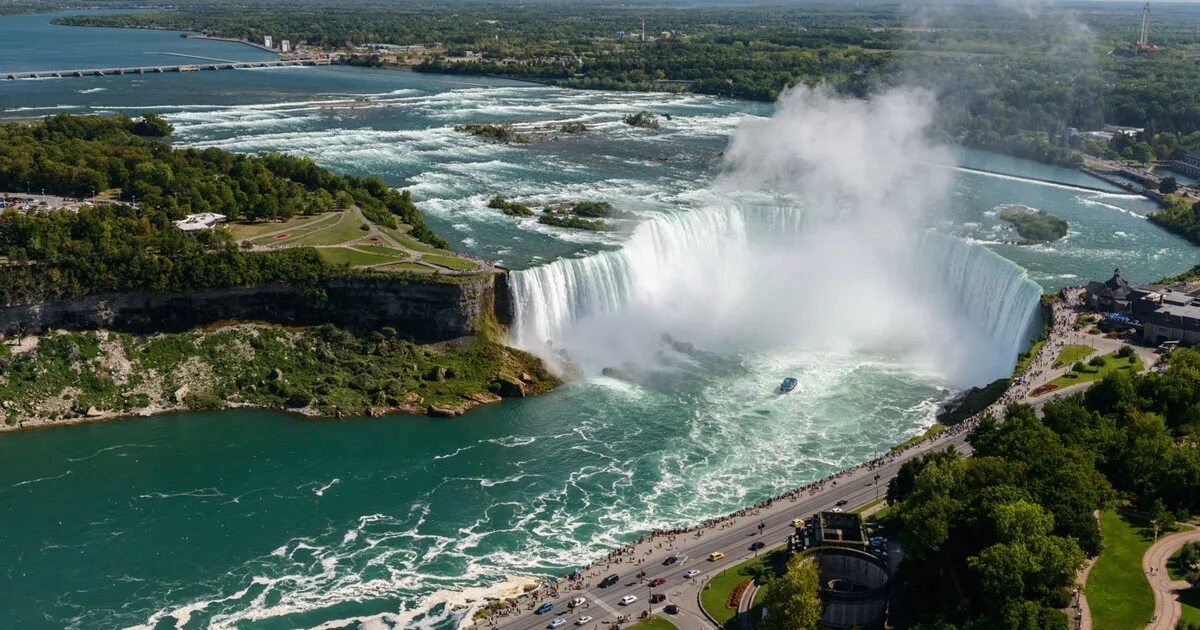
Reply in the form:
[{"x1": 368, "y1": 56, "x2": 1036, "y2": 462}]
[{"x1": 1, "y1": 12, "x2": 1198, "y2": 629}]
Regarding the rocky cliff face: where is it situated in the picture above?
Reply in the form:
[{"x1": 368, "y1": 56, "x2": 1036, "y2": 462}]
[{"x1": 0, "y1": 272, "x2": 515, "y2": 342}]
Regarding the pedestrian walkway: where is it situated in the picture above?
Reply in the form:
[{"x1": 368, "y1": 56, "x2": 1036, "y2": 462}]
[{"x1": 1144, "y1": 525, "x2": 1200, "y2": 630}]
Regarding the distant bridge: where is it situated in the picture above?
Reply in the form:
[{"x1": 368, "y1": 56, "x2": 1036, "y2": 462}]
[{"x1": 3, "y1": 58, "x2": 330, "y2": 80}]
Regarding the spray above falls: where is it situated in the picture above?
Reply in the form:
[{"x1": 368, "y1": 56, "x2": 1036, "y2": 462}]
[{"x1": 510, "y1": 86, "x2": 1040, "y2": 388}]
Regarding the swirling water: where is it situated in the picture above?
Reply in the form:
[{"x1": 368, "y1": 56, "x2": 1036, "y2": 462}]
[{"x1": 2, "y1": 13, "x2": 1200, "y2": 629}]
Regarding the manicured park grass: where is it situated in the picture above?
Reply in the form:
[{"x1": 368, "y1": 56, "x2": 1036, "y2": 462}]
[
  {"x1": 700, "y1": 546, "x2": 787, "y2": 627},
  {"x1": 1168, "y1": 547, "x2": 1200, "y2": 625},
  {"x1": 624, "y1": 616, "x2": 679, "y2": 630},
  {"x1": 249, "y1": 212, "x2": 341, "y2": 245},
  {"x1": 379, "y1": 261, "x2": 435, "y2": 272},
  {"x1": 1056, "y1": 344, "x2": 1095, "y2": 366},
  {"x1": 286, "y1": 212, "x2": 367, "y2": 247},
  {"x1": 226, "y1": 212, "x2": 333, "y2": 240},
  {"x1": 383, "y1": 225, "x2": 448, "y2": 254},
  {"x1": 1087, "y1": 511, "x2": 1155, "y2": 630},
  {"x1": 421, "y1": 253, "x2": 478, "y2": 271},
  {"x1": 316, "y1": 247, "x2": 404, "y2": 267},
  {"x1": 1051, "y1": 351, "x2": 1142, "y2": 388},
  {"x1": 352, "y1": 244, "x2": 409, "y2": 259}
]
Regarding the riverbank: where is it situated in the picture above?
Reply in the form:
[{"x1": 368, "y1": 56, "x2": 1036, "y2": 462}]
[{"x1": 0, "y1": 322, "x2": 558, "y2": 432}]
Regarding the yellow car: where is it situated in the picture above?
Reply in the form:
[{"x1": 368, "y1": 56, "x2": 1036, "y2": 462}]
[
  {"x1": 708, "y1": 552, "x2": 725, "y2": 561},
  {"x1": 791, "y1": 518, "x2": 805, "y2": 528}
]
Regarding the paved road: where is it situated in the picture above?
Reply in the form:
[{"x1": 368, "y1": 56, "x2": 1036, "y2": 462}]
[
  {"x1": 1144, "y1": 525, "x2": 1200, "y2": 630},
  {"x1": 484, "y1": 429, "x2": 974, "y2": 630}
]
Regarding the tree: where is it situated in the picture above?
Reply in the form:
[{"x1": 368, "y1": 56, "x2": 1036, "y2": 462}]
[
  {"x1": 1160, "y1": 176, "x2": 1179, "y2": 194},
  {"x1": 762, "y1": 555, "x2": 822, "y2": 630},
  {"x1": 131, "y1": 113, "x2": 174, "y2": 137}
]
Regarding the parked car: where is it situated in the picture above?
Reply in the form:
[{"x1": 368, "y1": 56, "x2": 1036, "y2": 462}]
[
  {"x1": 535, "y1": 603, "x2": 554, "y2": 615},
  {"x1": 600, "y1": 574, "x2": 619, "y2": 588},
  {"x1": 791, "y1": 518, "x2": 805, "y2": 527},
  {"x1": 568, "y1": 597, "x2": 586, "y2": 608},
  {"x1": 620, "y1": 595, "x2": 639, "y2": 606}
]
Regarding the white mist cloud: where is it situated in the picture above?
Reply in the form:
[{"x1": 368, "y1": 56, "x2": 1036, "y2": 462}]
[{"x1": 512, "y1": 85, "x2": 1034, "y2": 387}]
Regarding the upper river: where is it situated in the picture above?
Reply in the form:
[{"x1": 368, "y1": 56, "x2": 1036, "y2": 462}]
[{"x1": 1, "y1": 12, "x2": 1198, "y2": 630}]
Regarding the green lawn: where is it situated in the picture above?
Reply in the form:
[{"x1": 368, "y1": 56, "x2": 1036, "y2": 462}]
[
  {"x1": 378, "y1": 261, "x2": 434, "y2": 272},
  {"x1": 248, "y1": 212, "x2": 341, "y2": 245},
  {"x1": 1169, "y1": 548, "x2": 1200, "y2": 625},
  {"x1": 700, "y1": 546, "x2": 787, "y2": 627},
  {"x1": 316, "y1": 246, "x2": 405, "y2": 267},
  {"x1": 1056, "y1": 344, "x2": 1095, "y2": 366},
  {"x1": 286, "y1": 212, "x2": 367, "y2": 247},
  {"x1": 421, "y1": 253, "x2": 478, "y2": 271},
  {"x1": 1051, "y1": 352, "x2": 1142, "y2": 388},
  {"x1": 352, "y1": 244, "x2": 409, "y2": 259},
  {"x1": 382, "y1": 225, "x2": 449, "y2": 254},
  {"x1": 1087, "y1": 511, "x2": 1154, "y2": 630},
  {"x1": 624, "y1": 617, "x2": 679, "y2": 630},
  {"x1": 226, "y1": 212, "x2": 333, "y2": 240},
  {"x1": 1013, "y1": 338, "x2": 1045, "y2": 377}
]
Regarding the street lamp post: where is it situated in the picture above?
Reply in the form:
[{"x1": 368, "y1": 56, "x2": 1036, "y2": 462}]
[{"x1": 874, "y1": 474, "x2": 881, "y2": 500}]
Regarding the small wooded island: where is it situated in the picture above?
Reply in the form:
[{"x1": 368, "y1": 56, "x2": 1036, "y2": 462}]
[
  {"x1": 0, "y1": 115, "x2": 557, "y2": 429},
  {"x1": 489, "y1": 195, "x2": 614, "y2": 231},
  {"x1": 998, "y1": 205, "x2": 1069, "y2": 243}
]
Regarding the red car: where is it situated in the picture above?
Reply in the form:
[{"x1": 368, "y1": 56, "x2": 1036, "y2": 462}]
[
  {"x1": 649, "y1": 578, "x2": 666, "y2": 587},
  {"x1": 650, "y1": 593, "x2": 666, "y2": 604}
]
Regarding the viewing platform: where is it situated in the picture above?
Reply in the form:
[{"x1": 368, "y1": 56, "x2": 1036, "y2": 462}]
[{"x1": 3, "y1": 58, "x2": 330, "y2": 80}]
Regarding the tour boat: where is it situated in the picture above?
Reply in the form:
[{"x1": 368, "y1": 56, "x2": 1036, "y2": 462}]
[{"x1": 779, "y1": 377, "x2": 798, "y2": 393}]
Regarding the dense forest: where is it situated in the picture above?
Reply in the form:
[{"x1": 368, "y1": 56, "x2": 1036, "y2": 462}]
[
  {"x1": 0, "y1": 114, "x2": 447, "y2": 248},
  {"x1": 50, "y1": 2, "x2": 1200, "y2": 165},
  {"x1": 0, "y1": 115, "x2": 451, "y2": 302},
  {"x1": 887, "y1": 347, "x2": 1200, "y2": 628}
]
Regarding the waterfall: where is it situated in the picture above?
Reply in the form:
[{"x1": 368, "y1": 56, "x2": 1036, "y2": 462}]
[
  {"x1": 510, "y1": 206, "x2": 1042, "y2": 386},
  {"x1": 916, "y1": 232, "x2": 1044, "y2": 370}
]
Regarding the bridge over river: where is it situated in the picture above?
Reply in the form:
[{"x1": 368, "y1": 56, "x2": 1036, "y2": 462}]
[{"x1": 3, "y1": 58, "x2": 330, "y2": 80}]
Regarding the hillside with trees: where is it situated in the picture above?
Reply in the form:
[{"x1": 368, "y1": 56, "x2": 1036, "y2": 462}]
[
  {"x1": 887, "y1": 347, "x2": 1200, "y2": 627},
  {"x1": 0, "y1": 115, "x2": 451, "y2": 302}
]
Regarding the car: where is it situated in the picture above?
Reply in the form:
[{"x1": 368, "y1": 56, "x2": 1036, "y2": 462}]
[
  {"x1": 749, "y1": 541, "x2": 766, "y2": 551},
  {"x1": 663, "y1": 604, "x2": 680, "y2": 615},
  {"x1": 650, "y1": 577, "x2": 666, "y2": 587},
  {"x1": 835, "y1": 499, "x2": 849, "y2": 507},
  {"x1": 620, "y1": 595, "x2": 639, "y2": 606},
  {"x1": 575, "y1": 616, "x2": 593, "y2": 625},
  {"x1": 650, "y1": 593, "x2": 666, "y2": 604},
  {"x1": 791, "y1": 518, "x2": 805, "y2": 527},
  {"x1": 600, "y1": 574, "x2": 619, "y2": 588},
  {"x1": 662, "y1": 555, "x2": 679, "y2": 566},
  {"x1": 708, "y1": 552, "x2": 725, "y2": 561},
  {"x1": 683, "y1": 569, "x2": 700, "y2": 578},
  {"x1": 548, "y1": 619, "x2": 566, "y2": 629},
  {"x1": 568, "y1": 597, "x2": 586, "y2": 608},
  {"x1": 830, "y1": 507, "x2": 843, "y2": 513},
  {"x1": 535, "y1": 603, "x2": 554, "y2": 615}
]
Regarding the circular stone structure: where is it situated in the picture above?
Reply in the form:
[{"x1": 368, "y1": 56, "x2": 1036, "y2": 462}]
[{"x1": 805, "y1": 547, "x2": 891, "y2": 630}]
